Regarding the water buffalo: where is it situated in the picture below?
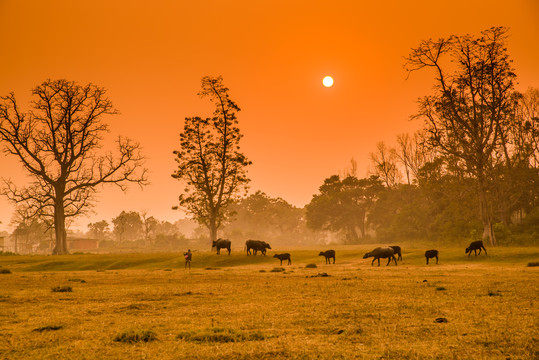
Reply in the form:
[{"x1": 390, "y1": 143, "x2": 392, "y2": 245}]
[
  {"x1": 245, "y1": 240, "x2": 271, "y2": 256},
  {"x1": 466, "y1": 241, "x2": 487, "y2": 256},
  {"x1": 389, "y1": 245, "x2": 402, "y2": 261},
  {"x1": 273, "y1": 253, "x2": 291, "y2": 266},
  {"x1": 319, "y1": 250, "x2": 335, "y2": 264},
  {"x1": 425, "y1": 249, "x2": 439, "y2": 265},
  {"x1": 363, "y1": 247, "x2": 397, "y2": 266},
  {"x1": 212, "y1": 238, "x2": 231, "y2": 255}
]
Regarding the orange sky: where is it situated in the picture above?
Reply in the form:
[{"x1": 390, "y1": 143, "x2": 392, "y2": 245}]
[{"x1": 1, "y1": 0, "x2": 538, "y2": 232}]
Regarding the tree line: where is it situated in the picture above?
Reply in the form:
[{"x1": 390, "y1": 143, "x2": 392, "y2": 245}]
[{"x1": 1, "y1": 27, "x2": 537, "y2": 254}]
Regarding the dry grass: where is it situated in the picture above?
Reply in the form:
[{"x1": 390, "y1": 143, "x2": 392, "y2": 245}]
[{"x1": 0, "y1": 246, "x2": 537, "y2": 359}]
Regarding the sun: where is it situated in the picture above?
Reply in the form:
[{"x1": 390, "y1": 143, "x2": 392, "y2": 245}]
[{"x1": 322, "y1": 76, "x2": 333, "y2": 87}]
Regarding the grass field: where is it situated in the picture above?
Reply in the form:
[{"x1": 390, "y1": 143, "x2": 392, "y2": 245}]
[{"x1": 0, "y1": 245, "x2": 538, "y2": 359}]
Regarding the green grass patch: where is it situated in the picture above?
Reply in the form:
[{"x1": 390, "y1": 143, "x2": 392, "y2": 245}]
[
  {"x1": 114, "y1": 329, "x2": 157, "y2": 343},
  {"x1": 51, "y1": 286, "x2": 72, "y2": 293},
  {"x1": 68, "y1": 278, "x2": 86, "y2": 283},
  {"x1": 305, "y1": 263, "x2": 317, "y2": 268},
  {"x1": 1, "y1": 246, "x2": 539, "y2": 272},
  {"x1": 176, "y1": 328, "x2": 266, "y2": 343},
  {"x1": 270, "y1": 267, "x2": 285, "y2": 272}
]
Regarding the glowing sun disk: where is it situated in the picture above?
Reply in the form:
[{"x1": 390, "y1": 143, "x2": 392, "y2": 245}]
[{"x1": 323, "y1": 76, "x2": 334, "y2": 87}]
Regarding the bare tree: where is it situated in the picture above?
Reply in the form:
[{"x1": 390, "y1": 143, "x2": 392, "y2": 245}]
[
  {"x1": 339, "y1": 158, "x2": 359, "y2": 178},
  {"x1": 395, "y1": 131, "x2": 437, "y2": 184},
  {"x1": 370, "y1": 141, "x2": 402, "y2": 188},
  {"x1": 405, "y1": 27, "x2": 516, "y2": 246},
  {"x1": 172, "y1": 76, "x2": 251, "y2": 245},
  {"x1": 0, "y1": 79, "x2": 147, "y2": 254}
]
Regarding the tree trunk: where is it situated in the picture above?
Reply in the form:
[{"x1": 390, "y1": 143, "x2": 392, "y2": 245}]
[
  {"x1": 52, "y1": 198, "x2": 69, "y2": 255},
  {"x1": 478, "y1": 181, "x2": 497, "y2": 247},
  {"x1": 358, "y1": 212, "x2": 366, "y2": 239},
  {"x1": 209, "y1": 215, "x2": 218, "y2": 250}
]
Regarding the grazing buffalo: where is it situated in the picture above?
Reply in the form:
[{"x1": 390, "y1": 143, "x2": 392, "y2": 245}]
[
  {"x1": 389, "y1": 245, "x2": 402, "y2": 261},
  {"x1": 212, "y1": 238, "x2": 231, "y2": 255},
  {"x1": 466, "y1": 241, "x2": 487, "y2": 257},
  {"x1": 319, "y1": 250, "x2": 336, "y2": 264},
  {"x1": 273, "y1": 253, "x2": 291, "y2": 266},
  {"x1": 245, "y1": 240, "x2": 271, "y2": 256},
  {"x1": 363, "y1": 247, "x2": 397, "y2": 266},
  {"x1": 425, "y1": 249, "x2": 439, "y2": 265}
]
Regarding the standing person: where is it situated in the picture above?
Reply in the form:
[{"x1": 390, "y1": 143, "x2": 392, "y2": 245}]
[{"x1": 184, "y1": 249, "x2": 192, "y2": 269}]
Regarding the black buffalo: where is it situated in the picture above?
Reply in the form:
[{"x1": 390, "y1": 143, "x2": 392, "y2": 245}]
[
  {"x1": 212, "y1": 238, "x2": 231, "y2": 255},
  {"x1": 466, "y1": 241, "x2": 487, "y2": 257},
  {"x1": 363, "y1": 247, "x2": 397, "y2": 266},
  {"x1": 245, "y1": 240, "x2": 271, "y2": 256},
  {"x1": 273, "y1": 253, "x2": 291, "y2": 266},
  {"x1": 389, "y1": 245, "x2": 402, "y2": 261},
  {"x1": 425, "y1": 249, "x2": 439, "y2": 265},
  {"x1": 319, "y1": 250, "x2": 336, "y2": 264}
]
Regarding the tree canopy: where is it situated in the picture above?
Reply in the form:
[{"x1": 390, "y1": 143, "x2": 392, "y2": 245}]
[{"x1": 172, "y1": 76, "x2": 251, "y2": 245}]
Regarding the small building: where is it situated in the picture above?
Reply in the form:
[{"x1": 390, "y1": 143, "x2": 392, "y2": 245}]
[{"x1": 67, "y1": 238, "x2": 99, "y2": 251}]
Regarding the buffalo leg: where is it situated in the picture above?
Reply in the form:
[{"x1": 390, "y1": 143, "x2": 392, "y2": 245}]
[
  {"x1": 435, "y1": 255, "x2": 438, "y2": 264},
  {"x1": 482, "y1": 246, "x2": 487, "y2": 255}
]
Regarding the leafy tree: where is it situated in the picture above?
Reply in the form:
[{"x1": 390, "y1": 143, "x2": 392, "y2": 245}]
[
  {"x1": 112, "y1": 211, "x2": 143, "y2": 241},
  {"x1": 172, "y1": 76, "x2": 251, "y2": 245},
  {"x1": 223, "y1": 191, "x2": 307, "y2": 244},
  {"x1": 87, "y1": 220, "x2": 110, "y2": 240},
  {"x1": 141, "y1": 211, "x2": 158, "y2": 243},
  {"x1": 0, "y1": 79, "x2": 147, "y2": 254},
  {"x1": 306, "y1": 175, "x2": 384, "y2": 243},
  {"x1": 10, "y1": 207, "x2": 52, "y2": 253},
  {"x1": 405, "y1": 27, "x2": 517, "y2": 246}
]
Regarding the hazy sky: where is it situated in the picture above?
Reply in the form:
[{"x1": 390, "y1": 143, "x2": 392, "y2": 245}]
[{"x1": 1, "y1": 0, "x2": 538, "y2": 232}]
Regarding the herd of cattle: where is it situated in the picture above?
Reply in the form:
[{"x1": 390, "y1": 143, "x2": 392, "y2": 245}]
[{"x1": 211, "y1": 239, "x2": 489, "y2": 266}]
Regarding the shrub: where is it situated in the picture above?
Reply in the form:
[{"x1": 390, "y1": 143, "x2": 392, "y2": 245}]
[
  {"x1": 270, "y1": 267, "x2": 285, "y2": 273},
  {"x1": 527, "y1": 262, "x2": 539, "y2": 267},
  {"x1": 176, "y1": 328, "x2": 265, "y2": 343},
  {"x1": 305, "y1": 264, "x2": 317, "y2": 268},
  {"x1": 33, "y1": 325, "x2": 63, "y2": 332},
  {"x1": 114, "y1": 330, "x2": 157, "y2": 343},
  {"x1": 0, "y1": 269, "x2": 12, "y2": 274},
  {"x1": 0, "y1": 251, "x2": 18, "y2": 256},
  {"x1": 51, "y1": 286, "x2": 72, "y2": 293},
  {"x1": 436, "y1": 287, "x2": 447, "y2": 291},
  {"x1": 68, "y1": 278, "x2": 86, "y2": 283}
]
